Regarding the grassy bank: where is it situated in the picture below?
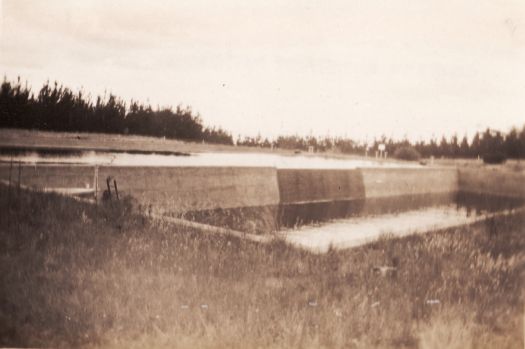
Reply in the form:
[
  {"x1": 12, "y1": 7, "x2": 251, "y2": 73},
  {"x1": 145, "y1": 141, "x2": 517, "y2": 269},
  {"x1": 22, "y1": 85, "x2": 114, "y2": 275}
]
[
  {"x1": 0, "y1": 187, "x2": 524, "y2": 348},
  {"x1": 0, "y1": 128, "x2": 295, "y2": 156},
  {"x1": 0, "y1": 128, "x2": 246, "y2": 155},
  {"x1": 0, "y1": 128, "x2": 376, "y2": 161}
]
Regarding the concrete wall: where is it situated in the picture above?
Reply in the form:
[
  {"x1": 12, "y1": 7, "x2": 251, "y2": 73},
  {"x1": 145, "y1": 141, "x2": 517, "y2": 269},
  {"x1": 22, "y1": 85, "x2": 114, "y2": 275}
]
[
  {"x1": 0, "y1": 164, "x2": 95, "y2": 189},
  {"x1": 276, "y1": 168, "x2": 458, "y2": 204},
  {"x1": 4, "y1": 163, "x2": 523, "y2": 216},
  {"x1": 277, "y1": 169, "x2": 365, "y2": 204},
  {"x1": 458, "y1": 168, "x2": 525, "y2": 198},
  {"x1": 0, "y1": 164, "x2": 281, "y2": 213},
  {"x1": 360, "y1": 168, "x2": 458, "y2": 198},
  {"x1": 98, "y1": 166, "x2": 281, "y2": 213}
]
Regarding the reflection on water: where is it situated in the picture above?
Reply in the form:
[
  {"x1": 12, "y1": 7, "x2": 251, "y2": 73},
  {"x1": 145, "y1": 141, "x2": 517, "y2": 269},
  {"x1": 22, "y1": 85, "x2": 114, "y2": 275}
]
[
  {"x1": 282, "y1": 206, "x2": 498, "y2": 253},
  {"x1": 281, "y1": 193, "x2": 525, "y2": 252},
  {"x1": 0, "y1": 148, "x2": 85, "y2": 157},
  {"x1": 183, "y1": 192, "x2": 525, "y2": 248},
  {"x1": 278, "y1": 193, "x2": 456, "y2": 228},
  {"x1": 0, "y1": 147, "x2": 189, "y2": 158},
  {"x1": 0, "y1": 150, "x2": 419, "y2": 169},
  {"x1": 454, "y1": 192, "x2": 524, "y2": 215},
  {"x1": 0, "y1": 149, "x2": 116, "y2": 165}
]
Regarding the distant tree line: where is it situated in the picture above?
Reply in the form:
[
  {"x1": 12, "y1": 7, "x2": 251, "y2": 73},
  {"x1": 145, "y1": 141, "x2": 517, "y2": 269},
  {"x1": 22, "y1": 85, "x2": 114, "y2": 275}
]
[
  {"x1": 2, "y1": 77, "x2": 524, "y2": 159},
  {"x1": 237, "y1": 134, "x2": 367, "y2": 153},
  {"x1": 238, "y1": 128, "x2": 525, "y2": 160},
  {"x1": 0, "y1": 77, "x2": 233, "y2": 144}
]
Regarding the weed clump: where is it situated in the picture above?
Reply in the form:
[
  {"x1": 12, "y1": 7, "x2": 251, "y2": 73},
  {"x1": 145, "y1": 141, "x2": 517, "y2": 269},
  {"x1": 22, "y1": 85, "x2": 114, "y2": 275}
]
[
  {"x1": 482, "y1": 151, "x2": 507, "y2": 164},
  {"x1": 394, "y1": 146, "x2": 421, "y2": 161}
]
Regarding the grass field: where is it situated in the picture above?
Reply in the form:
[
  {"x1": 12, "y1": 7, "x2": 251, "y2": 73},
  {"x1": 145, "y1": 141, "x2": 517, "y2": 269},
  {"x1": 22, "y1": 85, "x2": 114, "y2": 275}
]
[
  {"x1": 0, "y1": 128, "x2": 246, "y2": 155},
  {"x1": 0, "y1": 128, "x2": 380, "y2": 163},
  {"x1": 0, "y1": 128, "x2": 303, "y2": 156},
  {"x1": 1, "y1": 186, "x2": 523, "y2": 348}
]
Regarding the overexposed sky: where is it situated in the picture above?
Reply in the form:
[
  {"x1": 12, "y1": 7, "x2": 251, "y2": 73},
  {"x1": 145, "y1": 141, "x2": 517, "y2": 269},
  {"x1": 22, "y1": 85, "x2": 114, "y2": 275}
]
[{"x1": 1, "y1": 0, "x2": 524, "y2": 141}]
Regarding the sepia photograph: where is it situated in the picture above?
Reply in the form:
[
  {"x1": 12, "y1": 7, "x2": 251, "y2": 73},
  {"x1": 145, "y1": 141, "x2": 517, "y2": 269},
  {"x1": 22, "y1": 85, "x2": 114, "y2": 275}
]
[{"x1": 1, "y1": 0, "x2": 524, "y2": 348}]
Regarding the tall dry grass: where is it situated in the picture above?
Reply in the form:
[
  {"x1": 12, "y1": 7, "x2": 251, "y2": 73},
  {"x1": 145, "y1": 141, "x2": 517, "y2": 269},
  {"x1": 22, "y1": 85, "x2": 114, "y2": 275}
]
[{"x1": 0, "y1": 186, "x2": 523, "y2": 348}]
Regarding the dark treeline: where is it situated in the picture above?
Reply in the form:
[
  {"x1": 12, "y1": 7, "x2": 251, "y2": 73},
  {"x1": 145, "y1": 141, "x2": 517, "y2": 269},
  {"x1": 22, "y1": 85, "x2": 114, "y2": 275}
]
[
  {"x1": 237, "y1": 127, "x2": 525, "y2": 159},
  {"x1": 1, "y1": 77, "x2": 524, "y2": 158},
  {"x1": 0, "y1": 77, "x2": 233, "y2": 144}
]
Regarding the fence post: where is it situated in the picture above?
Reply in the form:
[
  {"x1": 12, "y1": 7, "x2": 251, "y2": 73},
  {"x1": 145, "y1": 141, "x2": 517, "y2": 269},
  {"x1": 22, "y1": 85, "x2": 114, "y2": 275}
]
[
  {"x1": 106, "y1": 176, "x2": 112, "y2": 201},
  {"x1": 7, "y1": 158, "x2": 13, "y2": 227},
  {"x1": 113, "y1": 179, "x2": 119, "y2": 200},
  {"x1": 17, "y1": 161, "x2": 21, "y2": 196},
  {"x1": 93, "y1": 166, "x2": 99, "y2": 203}
]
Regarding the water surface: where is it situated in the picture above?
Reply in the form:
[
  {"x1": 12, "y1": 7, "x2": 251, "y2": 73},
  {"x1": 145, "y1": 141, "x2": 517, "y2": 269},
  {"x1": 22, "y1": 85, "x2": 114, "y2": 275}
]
[
  {"x1": 0, "y1": 150, "x2": 419, "y2": 169},
  {"x1": 184, "y1": 192, "x2": 525, "y2": 252},
  {"x1": 280, "y1": 206, "x2": 520, "y2": 253}
]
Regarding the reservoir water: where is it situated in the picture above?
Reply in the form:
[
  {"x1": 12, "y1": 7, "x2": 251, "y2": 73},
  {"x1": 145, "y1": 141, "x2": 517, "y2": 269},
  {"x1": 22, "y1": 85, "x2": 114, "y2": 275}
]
[
  {"x1": 0, "y1": 149, "x2": 419, "y2": 169},
  {"x1": 1, "y1": 148, "x2": 522, "y2": 252},
  {"x1": 183, "y1": 192, "x2": 525, "y2": 252}
]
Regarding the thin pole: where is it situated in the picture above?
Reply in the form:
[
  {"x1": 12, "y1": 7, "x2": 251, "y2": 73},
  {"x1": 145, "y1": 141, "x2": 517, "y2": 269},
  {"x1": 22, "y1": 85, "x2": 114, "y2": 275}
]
[
  {"x1": 93, "y1": 166, "x2": 99, "y2": 203},
  {"x1": 113, "y1": 179, "x2": 119, "y2": 200},
  {"x1": 17, "y1": 161, "x2": 21, "y2": 197},
  {"x1": 7, "y1": 158, "x2": 13, "y2": 227},
  {"x1": 106, "y1": 176, "x2": 112, "y2": 200}
]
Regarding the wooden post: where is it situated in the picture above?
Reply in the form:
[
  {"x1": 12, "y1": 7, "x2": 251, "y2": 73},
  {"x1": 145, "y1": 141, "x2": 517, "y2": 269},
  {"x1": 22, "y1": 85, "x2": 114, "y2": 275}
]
[
  {"x1": 113, "y1": 179, "x2": 119, "y2": 200},
  {"x1": 93, "y1": 166, "x2": 99, "y2": 203},
  {"x1": 17, "y1": 161, "x2": 21, "y2": 196},
  {"x1": 106, "y1": 176, "x2": 112, "y2": 200},
  {"x1": 7, "y1": 158, "x2": 13, "y2": 227},
  {"x1": 8, "y1": 158, "x2": 12, "y2": 188}
]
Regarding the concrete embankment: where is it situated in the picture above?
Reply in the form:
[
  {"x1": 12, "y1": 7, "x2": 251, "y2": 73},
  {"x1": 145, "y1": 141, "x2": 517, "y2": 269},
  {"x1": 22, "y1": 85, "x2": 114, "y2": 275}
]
[
  {"x1": 0, "y1": 164, "x2": 282, "y2": 213},
  {"x1": 458, "y1": 168, "x2": 525, "y2": 198},
  {"x1": 0, "y1": 164, "x2": 94, "y2": 189},
  {"x1": 277, "y1": 168, "x2": 458, "y2": 204},
  {"x1": 1, "y1": 163, "x2": 524, "y2": 218},
  {"x1": 277, "y1": 169, "x2": 365, "y2": 204},
  {"x1": 360, "y1": 168, "x2": 458, "y2": 198},
  {"x1": 98, "y1": 166, "x2": 280, "y2": 213}
]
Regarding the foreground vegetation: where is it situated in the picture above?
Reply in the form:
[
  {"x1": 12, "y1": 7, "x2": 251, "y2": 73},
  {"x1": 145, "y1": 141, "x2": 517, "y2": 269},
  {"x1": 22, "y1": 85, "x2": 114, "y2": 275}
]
[{"x1": 0, "y1": 187, "x2": 524, "y2": 348}]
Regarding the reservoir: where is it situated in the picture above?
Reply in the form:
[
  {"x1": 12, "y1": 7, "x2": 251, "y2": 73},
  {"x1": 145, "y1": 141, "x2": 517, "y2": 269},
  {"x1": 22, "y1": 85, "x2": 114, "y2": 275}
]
[
  {"x1": 0, "y1": 148, "x2": 419, "y2": 169},
  {"x1": 1, "y1": 148, "x2": 523, "y2": 252}
]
